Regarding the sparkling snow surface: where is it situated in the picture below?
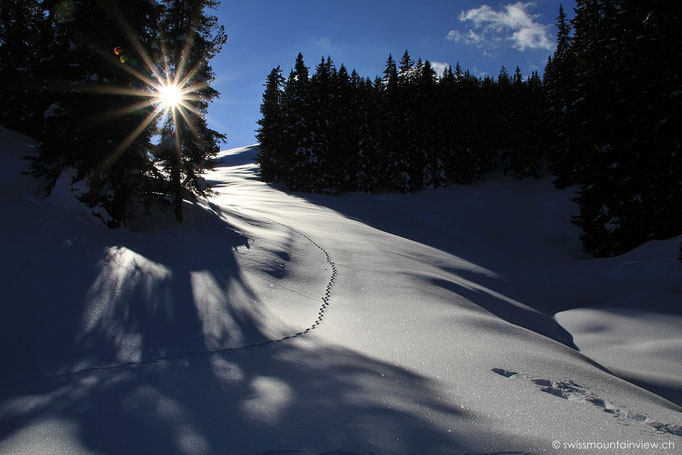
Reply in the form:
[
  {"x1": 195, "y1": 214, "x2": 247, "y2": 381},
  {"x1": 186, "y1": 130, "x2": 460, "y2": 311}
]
[{"x1": 0, "y1": 130, "x2": 680, "y2": 454}]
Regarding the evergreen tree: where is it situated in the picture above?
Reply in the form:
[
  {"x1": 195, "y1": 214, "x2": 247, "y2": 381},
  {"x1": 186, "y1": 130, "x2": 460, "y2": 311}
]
[
  {"x1": 31, "y1": 0, "x2": 164, "y2": 226},
  {"x1": 305, "y1": 56, "x2": 335, "y2": 192},
  {"x1": 281, "y1": 53, "x2": 313, "y2": 191},
  {"x1": 355, "y1": 76, "x2": 381, "y2": 191},
  {"x1": 383, "y1": 53, "x2": 398, "y2": 88},
  {"x1": 394, "y1": 55, "x2": 421, "y2": 190},
  {"x1": 381, "y1": 53, "x2": 411, "y2": 191},
  {"x1": 21, "y1": 0, "x2": 227, "y2": 226},
  {"x1": 0, "y1": 0, "x2": 47, "y2": 135},
  {"x1": 256, "y1": 66, "x2": 285, "y2": 181},
  {"x1": 255, "y1": 50, "x2": 555, "y2": 195},
  {"x1": 545, "y1": 4, "x2": 577, "y2": 188},
  {"x1": 553, "y1": 0, "x2": 682, "y2": 256},
  {"x1": 415, "y1": 59, "x2": 443, "y2": 187},
  {"x1": 440, "y1": 63, "x2": 478, "y2": 183},
  {"x1": 474, "y1": 75, "x2": 499, "y2": 174},
  {"x1": 157, "y1": 0, "x2": 227, "y2": 221},
  {"x1": 502, "y1": 68, "x2": 545, "y2": 178},
  {"x1": 329, "y1": 63, "x2": 356, "y2": 191},
  {"x1": 398, "y1": 50, "x2": 414, "y2": 85}
]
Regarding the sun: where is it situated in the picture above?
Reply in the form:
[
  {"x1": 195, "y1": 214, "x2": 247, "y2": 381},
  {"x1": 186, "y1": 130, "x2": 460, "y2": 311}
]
[{"x1": 158, "y1": 83, "x2": 183, "y2": 108}]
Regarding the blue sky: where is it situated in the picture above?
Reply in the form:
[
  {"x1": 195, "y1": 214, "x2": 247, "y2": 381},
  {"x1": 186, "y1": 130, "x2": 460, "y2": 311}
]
[{"x1": 208, "y1": 1, "x2": 576, "y2": 148}]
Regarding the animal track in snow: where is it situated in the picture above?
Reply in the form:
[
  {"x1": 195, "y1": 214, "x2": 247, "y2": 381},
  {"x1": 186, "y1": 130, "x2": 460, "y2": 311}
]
[
  {"x1": 491, "y1": 368, "x2": 682, "y2": 437},
  {"x1": 265, "y1": 218, "x2": 337, "y2": 336}
]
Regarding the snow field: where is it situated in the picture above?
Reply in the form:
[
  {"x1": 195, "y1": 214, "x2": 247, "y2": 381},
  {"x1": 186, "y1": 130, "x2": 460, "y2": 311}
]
[{"x1": 0, "y1": 133, "x2": 680, "y2": 454}]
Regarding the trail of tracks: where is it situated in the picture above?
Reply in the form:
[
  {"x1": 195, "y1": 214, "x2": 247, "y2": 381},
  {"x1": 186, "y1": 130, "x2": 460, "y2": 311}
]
[{"x1": 20, "y1": 218, "x2": 337, "y2": 383}]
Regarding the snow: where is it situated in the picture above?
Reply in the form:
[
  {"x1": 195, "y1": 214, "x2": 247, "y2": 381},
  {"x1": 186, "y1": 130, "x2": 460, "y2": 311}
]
[
  {"x1": 557, "y1": 292, "x2": 682, "y2": 406},
  {"x1": 0, "y1": 126, "x2": 681, "y2": 454},
  {"x1": 43, "y1": 103, "x2": 64, "y2": 118}
]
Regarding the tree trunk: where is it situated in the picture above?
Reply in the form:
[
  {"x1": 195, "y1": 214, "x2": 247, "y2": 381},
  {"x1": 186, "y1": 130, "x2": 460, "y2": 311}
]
[{"x1": 172, "y1": 161, "x2": 182, "y2": 222}]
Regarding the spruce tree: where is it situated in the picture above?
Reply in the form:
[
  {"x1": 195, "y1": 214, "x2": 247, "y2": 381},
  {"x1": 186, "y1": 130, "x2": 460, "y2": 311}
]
[
  {"x1": 329, "y1": 64, "x2": 355, "y2": 191},
  {"x1": 305, "y1": 56, "x2": 335, "y2": 192},
  {"x1": 256, "y1": 66, "x2": 285, "y2": 182},
  {"x1": 157, "y1": 0, "x2": 227, "y2": 221},
  {"x1": 281, "y1": 53, "x2": 313, "y2": 191},
  {"x1": 31, "y1": 0, "x2": 164, "y2": 226},
  {"x1": 380, "y1": 53, "x2": 409, "y2": 191},
  {"x1": 559, "y1": 0, "x2": 682, "y2": 256},
  {"x1": 502, "y1": 67, "x2": 545, "y2": 178},
  {"x1": 23, "y1": 0, "x2": 227, "y2": 226},
  {"x1": 355, "y1": 76, "x2": 381, "y2": 191},
  {"x1": 398, "y1": 50, "x2": 414, "y2": 84},
  {"x1": 545, "y1": 4, "x2": 577, "y2": 188},
  {"x1": 0, "y1": 0, "x2": 47, "y2": 135},
  {"x1": 415, "y1": 60, "x2": 443, "y2": 187}
]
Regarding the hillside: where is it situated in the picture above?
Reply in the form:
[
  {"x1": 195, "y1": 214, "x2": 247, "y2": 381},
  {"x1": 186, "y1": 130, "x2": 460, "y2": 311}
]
[{"x1": 0, "y1": 126, "x2": 680, "y2": 454}]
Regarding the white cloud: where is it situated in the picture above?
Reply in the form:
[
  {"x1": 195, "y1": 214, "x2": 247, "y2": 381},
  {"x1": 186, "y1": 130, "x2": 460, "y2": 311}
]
[
  {"x1": 446, "y1": 2, "x2": 553, "y2": 52},
  {"x1": 430, "y1": 61, "x2": 450, "y2": 77},
  {"x1": 472, "y1": 66, "x2": 487, "y2": 78},
  {"x1": 313, "y1": 36, "x2": 331, "y2": 51},
  {"x1": 447, "y1": 29, "x2": 486, "y2": 46}
]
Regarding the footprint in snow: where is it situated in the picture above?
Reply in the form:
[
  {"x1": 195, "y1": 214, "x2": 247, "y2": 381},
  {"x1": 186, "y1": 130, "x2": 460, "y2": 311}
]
[{"x1": 492, "y1": 368, "x2": 682, "y2": 436}]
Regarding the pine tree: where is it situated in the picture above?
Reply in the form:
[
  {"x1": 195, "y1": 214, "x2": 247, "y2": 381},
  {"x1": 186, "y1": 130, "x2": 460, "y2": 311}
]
[
  {"x1": 415, "y1": 59, "x2": 442, "y2": 187},
  {"x1": 383, "y1": 53, "x2": 398, "y2": 88},
  {"x1": 545, "y1": 4, "x2": 577, "y2": 188},
  {"x1": 31, "y1": 0, "x2": 164, "y2": 226},
  {"x1": 439, "y1": 63, "x2": 478, "y2": 183},
  {"x1": 394, "y1": 55, "x2": 420, "y2": 190},
  {"x1": 306, "y1": 56, "x2": 335, "y2": 192},
  {"x1": 380, "y1": 53, "x2": 410, "y2": 191},
  {"x1": 25, "y1": 0, "x2": 227, "y2": 226},
  {"x1": 501, "y1": 67, "x2": 545, "y2": 178},
  {"x1": 0, "y1": 0, "x2": 47, "y2": 135},
  {"x1": 398, "y1": 50, "x2": 414, "y2": 85},
  {"x1": 562, "y1": 0, "x2": 682, "y2": 256},
  {"x1": 329, "y1": 64, "x2": 356, "y2": 191},
  {"x1": 256, "y1": 66, "x2": 285, "y2": 182},
  {"x1": 471, "y1": 75, "x2": 498, "y2": 174},
  {"x1": 157, "y1": 0, "x2": 227, "y2": 221},
  {"x1": 281, "y1": 53, "x2": 313, "y2": 191},
  {"x1": 355, "y1": 76, "x2": 381, "y2": 191}
]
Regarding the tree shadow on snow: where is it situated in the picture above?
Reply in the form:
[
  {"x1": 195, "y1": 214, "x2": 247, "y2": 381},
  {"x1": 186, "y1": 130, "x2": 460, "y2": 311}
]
[
  {"x1": 0, "y1": 199, "x2": 262, "y2": 384},
  {"x1": 0, "y1": 191, "x2": 539, "y2": 454},
  {"x1": 0, "y1": 342, "x2": 536, "y2": 454}
]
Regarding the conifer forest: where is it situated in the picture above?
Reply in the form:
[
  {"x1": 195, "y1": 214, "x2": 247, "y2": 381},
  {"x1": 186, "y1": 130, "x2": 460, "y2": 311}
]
[
  {"x1": 257, "y1": 2, "x2": 682, "y2": 258},
  {"x1": 0, "y1": 0, "x2": 227, "y2": 226}
]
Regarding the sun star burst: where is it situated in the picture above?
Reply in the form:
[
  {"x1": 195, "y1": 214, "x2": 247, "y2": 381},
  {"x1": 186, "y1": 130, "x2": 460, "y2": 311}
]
[
  {"x1": 158, "y1": 83, "x2": 183, "y2": 109},
  {"x1": 79, "y1": 0, "x2": 213, "y2": 178}
]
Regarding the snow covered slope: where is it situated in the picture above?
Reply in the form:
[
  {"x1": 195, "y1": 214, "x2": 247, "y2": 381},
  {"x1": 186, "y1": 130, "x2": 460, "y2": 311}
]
[{"x1": 1, "y1": 130, "x2": 680, "y2": 454}]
